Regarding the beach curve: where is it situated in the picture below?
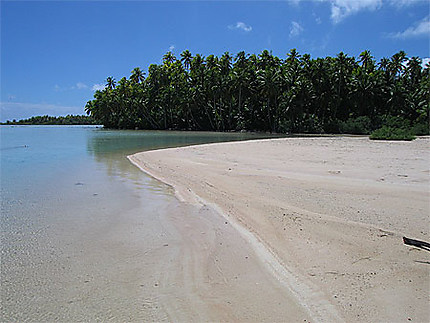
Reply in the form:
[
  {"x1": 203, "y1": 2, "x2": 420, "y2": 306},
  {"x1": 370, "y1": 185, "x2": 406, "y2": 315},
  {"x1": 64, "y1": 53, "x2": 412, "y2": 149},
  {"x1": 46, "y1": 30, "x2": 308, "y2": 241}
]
[{"x1": 128, "y1": 136, "x2": 430, "y2": 322}]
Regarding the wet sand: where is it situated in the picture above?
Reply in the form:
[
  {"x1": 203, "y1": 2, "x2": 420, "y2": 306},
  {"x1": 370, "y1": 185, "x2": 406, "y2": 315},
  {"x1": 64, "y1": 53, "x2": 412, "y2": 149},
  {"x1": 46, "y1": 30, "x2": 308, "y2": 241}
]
[
  {"x1": 129, "y1": 136, "x2": 430, "y2": 322},
  {"x1": 2, "y1": 128, "x2": 284, "y2": 322}
]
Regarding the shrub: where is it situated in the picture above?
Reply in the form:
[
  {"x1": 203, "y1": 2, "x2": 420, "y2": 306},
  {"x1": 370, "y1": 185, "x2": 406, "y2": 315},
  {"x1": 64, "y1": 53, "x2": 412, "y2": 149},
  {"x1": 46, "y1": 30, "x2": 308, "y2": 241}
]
[
  {"x1": 370, "y1": 126, "x2": 416, "y2": 141},
  {"x1": 410, "y1": 122, "x2": 430, "y2": 136},
  {"x1": 295, "y1": 115, "x2": 324, "y2": 134},
  {"x1": 381, "y1": 115, "x2": 411, "y2": 129},
  {"x1": 339, "y1": 116, "x2": 372, "y2": 135},
  {"x1": 323, "y1": 119, "x2": 341, "y2": 134}
]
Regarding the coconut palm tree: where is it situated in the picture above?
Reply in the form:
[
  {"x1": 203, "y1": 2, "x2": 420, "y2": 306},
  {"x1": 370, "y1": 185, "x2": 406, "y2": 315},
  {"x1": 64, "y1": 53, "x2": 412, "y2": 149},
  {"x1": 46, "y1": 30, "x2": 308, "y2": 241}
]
[
  {"x1": 358, "y1": 50, "x2": 374, "y2": 71},
  {"x1": 219, "y1": 52, "x2": 232, "y2": 75},
  {"x1": 84, "y1": 49, "x2": 428, "y2": 136},
  {"x1": 180, "y1": 50, "x2": 192, "y2": 71},
  {"x1": 257, "y1": 67, "x2": 281, "y2": 132},
  {"x1": 163, "y1": 51, "x2": 176, "y2": 65},
  {"x1": 106, "y1": 76, "x2": 116, "y2": 90},
  {"x1": 130, "y1": 67, "x2": 145, "y2": 84},
  {"x1": 286, "y1": 48, "x2": 300, "y2": 65},
  {"x1": 389, "y1": 51, "x2": 407, "y2": 78}
]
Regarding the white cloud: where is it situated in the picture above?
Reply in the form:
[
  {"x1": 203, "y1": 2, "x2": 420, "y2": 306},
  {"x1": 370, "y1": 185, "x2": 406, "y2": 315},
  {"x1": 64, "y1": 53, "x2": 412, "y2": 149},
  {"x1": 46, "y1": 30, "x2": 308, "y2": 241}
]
[
  {"x1": 0, "y1": 102, "x2": 84, "y2": 122},
  {"x1": 422, "y1": 57, "x2": 430, "y2": 68},
  {"x1": 389, "y1": 0, "x2": 423, "y2": 8},
  {"x1": 389, "y1": 16, "x2": 430, "y2": 39},
  {"x1": 288, "y1": 0, "x2": 302, "y2": 6},
  {"x1": 54, "y1": 83, "x2": 89, "y2": 91},
  {"x1": 329, "y1": 0, "x2": 382, "y2": 23},
  {"x1": 290, "y1": 0, "x2": 423, "y2": 23},
  {"x1": 228, "y1": 21, "x2": 252, "y2": 32},
  {"x1": 76, "y1": 82, "x2": 88, "y2": 89},
  {"x1": 92, "y1": 84, "x2": 105, "y2": 91},
  {"x1": 289, "y1": 21, "x2": 304, "y2": 38},
  {"x1": 169, "y1": 44, "x2": 175, "y2": 51}
]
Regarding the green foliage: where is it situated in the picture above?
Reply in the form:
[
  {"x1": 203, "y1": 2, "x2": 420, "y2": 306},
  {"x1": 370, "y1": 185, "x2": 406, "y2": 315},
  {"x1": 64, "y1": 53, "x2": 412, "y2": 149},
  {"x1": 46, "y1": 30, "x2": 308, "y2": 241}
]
[
  {"x1": 339, "y1": 116, "x2": 372, "y2": 135},
  {"x1": 410, "y1": 122, "x2": 429, "y2": 136},
  {"x1": 84, "y1": 49, "x2": 429, "y2": 135},
  {"x1": 2, "y1": 115, "x2": 98, "y2": 125},
  {"x1": 380, "y1": 115, "x2": 411, "y2": 129},
  {"x1": 370, "y1": 126, "x2": 416, "y2": 141}
]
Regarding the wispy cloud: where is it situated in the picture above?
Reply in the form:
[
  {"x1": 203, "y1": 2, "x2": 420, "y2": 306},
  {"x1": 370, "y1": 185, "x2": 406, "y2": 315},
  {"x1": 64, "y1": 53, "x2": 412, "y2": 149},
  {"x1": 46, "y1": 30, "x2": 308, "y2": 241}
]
[
  {"x1": 76, "y1": 82, "x2": 88, "y2": 89},
  {"x1": 389, "y1": 0, "x2": 423, "y2": 8},
  {"x1": 288, "y1": 0, "x2": 302, "y2": 6},
  {"x1": 329, "y1": 0, "x2": 382, "y2": 23},
  {"x1": 228, "y1": 21, "x2": 252, "y2": 32},
  {"x1": 290, "y1": 0, "x2": 423, "y2": 23},
  {"x1": 54, "y1": 82, "x2": 90, "y2": 91},
  {"x1": 92, "y1": 84, "x2": 105, "y2": 91},
  {"x1": 291, "y1": 0, "x2": 382, "y2": 23},
  {"x1": 388, "y1": 16, "x2": 430, "y2": 39},
  {"x1": 289, "y1": 21, "x2": 304, "y2": 38},
  {"x1": 169, "y1": 44, "x2": 175, "y2": 51},
  {"x1": 0, "y1": 102, "x2": 84, "y2": 122}
]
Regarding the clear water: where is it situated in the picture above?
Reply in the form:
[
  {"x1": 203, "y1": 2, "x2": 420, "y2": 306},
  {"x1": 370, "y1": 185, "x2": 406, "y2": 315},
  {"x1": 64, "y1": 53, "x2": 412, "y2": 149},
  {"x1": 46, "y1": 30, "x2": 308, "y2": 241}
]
[
  {"x1": 1, "y1": 125, "x2": 271, "y2": 223},
  {"x1": 1, "y1": 125, "x2": 276, "y2": 321}
]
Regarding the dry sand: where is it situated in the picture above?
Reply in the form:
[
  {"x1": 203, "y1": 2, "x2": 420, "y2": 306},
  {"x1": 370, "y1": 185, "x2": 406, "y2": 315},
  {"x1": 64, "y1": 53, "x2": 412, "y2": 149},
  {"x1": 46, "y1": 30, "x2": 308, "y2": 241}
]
[{"x1": 129, "y1": 136, "x2": 430, "y2": 322}]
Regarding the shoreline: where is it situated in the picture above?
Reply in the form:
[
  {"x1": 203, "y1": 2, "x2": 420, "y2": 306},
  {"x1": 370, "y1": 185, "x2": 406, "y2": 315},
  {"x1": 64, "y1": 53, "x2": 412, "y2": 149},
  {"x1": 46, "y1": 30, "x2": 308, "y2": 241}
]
[
  {"x1": 128, "y1": 154, "x2": 343, "y2": 322},
  {"x1": 129, "y1": 136, "x2": 430, "y2": 322}
]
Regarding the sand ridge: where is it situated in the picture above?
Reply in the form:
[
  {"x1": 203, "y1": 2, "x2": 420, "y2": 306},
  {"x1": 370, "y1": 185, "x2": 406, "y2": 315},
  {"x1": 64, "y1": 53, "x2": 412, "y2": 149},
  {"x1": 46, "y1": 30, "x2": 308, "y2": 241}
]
[{"x1": 129, "y1": 136, "x2": 430, "y2": 322}]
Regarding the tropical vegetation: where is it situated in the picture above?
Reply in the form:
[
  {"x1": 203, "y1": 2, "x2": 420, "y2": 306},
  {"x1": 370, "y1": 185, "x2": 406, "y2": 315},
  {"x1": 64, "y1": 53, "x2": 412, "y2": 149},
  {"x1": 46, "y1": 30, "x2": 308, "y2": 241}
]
[
  {"x1": 2, "y1": 115, "x2": 98, "y2": 125},
  {"x1": 85, "y1": 49, "x2": 429, "y2": 138}
]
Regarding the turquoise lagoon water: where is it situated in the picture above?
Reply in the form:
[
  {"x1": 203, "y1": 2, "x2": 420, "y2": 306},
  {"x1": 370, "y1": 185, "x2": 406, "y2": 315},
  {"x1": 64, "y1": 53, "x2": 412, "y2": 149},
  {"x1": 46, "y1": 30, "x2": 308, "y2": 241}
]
[{"x1": 1, "y1": 125, "x2": 274, "y2": 321}]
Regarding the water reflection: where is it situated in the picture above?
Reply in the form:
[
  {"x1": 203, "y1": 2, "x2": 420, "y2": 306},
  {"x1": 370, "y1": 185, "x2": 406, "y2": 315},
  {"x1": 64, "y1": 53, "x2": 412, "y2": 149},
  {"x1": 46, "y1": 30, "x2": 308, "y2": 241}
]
[
  {"x1": 2, "y1": 126, "x2": 283, "y2": 322},
  {"x1": 86, "y1": 129, "x2": 280, "y2": 183},
  {"x1": 86, "y1": 129, "x2": 277, "y2": 156}
]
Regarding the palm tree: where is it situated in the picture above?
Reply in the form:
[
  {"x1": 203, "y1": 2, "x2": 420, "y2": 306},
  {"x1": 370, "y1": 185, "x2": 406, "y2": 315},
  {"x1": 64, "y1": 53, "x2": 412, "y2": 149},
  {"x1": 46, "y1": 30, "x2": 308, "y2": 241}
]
[
  {"x1": 232, "y1": 54, "x2": 249, "y2": 126},
  {"x1": 378, "y1": 57, "x2": 390, "y2": 72},
  {"x1": 235, "y1": 51, "x2": 247, "y2": 69},
  {"x1": 258, "y1": 67, "x2": 281, "y2": 132},
  {"x1": 390, "y1": 51, "x2": 407, "y2": 78},
  {"x1": 130, "y1": 67, "x2": 145, "y2": 84},
  {"x1": 85, "y1": 49, "x2": 429, "y2": 136},
  {"x1": 163, "y1": 51, "x2": 176, "y2": 65},
  {"x1": 180, "y1": 50, "x2": 192, "y2": 71},
  {"x1": 205, "y1": 54, "x2": 218, "y2": 70},
  {"x1": 405, "y1": 56, "x2": 422, "y2": 86},
  {"x1": 358, "y1": 50, "x2": 374, "y2": 71},
  {"x1": 258, "y1": 49, "x2": 271, "y2": 70},
  {"x1": 332, "y1": 52, "x2": 355, "y2": 120},
  {"x1": 190, "y1": 54, "x2": 205, "y2": 87},
  {"x1": 220, "y1": 52, "x2": 232, "y2": 75},
  {"x1": 106, "y1": 76, "x2": 116, "y2": 90},
  {"x1": 286, "y1": 48, "x2": 300, "y2": 65}
]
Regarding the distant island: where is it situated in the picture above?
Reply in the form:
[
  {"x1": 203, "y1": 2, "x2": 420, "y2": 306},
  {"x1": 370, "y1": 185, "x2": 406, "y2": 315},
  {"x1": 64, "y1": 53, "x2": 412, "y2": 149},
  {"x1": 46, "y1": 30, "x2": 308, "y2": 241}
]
[
  {"x1": 2, "y1": 115, "x2": 98, "y2": 125},
  {"x1": 85, "y1": 49, "x2": 429, "y2": 140}
]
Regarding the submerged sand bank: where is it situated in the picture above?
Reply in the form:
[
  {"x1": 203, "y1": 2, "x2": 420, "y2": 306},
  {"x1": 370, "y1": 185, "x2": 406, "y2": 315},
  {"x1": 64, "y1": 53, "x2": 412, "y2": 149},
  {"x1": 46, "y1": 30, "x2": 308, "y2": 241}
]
[{"x1": 129, "y1": 136, "x2": 429, "y2": 322}]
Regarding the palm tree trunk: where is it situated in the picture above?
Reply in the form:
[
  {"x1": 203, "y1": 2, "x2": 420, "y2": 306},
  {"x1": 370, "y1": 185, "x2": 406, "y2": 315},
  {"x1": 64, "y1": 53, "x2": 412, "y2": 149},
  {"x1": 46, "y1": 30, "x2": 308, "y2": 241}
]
[{"x1": 267, "y1": 98, "x2": 272, "y2": 132}]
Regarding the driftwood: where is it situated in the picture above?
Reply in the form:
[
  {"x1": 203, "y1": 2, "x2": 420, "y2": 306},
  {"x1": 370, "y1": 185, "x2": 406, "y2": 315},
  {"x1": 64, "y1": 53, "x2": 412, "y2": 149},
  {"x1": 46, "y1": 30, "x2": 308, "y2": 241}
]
[{"x1": 403, "y1": 237, "x2": 430, "y2": 251}]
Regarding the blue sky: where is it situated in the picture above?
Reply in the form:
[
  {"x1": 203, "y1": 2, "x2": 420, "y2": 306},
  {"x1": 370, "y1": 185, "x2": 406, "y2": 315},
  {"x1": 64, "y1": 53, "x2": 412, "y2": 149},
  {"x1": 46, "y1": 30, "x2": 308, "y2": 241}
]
[{"x1": 1, "y1": 0, "x2": 429, "y2": 121}]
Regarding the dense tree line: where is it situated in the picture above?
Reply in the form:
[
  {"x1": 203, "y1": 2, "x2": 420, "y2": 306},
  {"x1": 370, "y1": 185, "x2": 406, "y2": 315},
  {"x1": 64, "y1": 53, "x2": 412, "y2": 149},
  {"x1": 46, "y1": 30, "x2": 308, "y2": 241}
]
[
  {"x1": 2, "y1": 115, "x2": 98, "y2": 125},
  {"x1": 85, "y1": 49, "x2": 429, "y2": 135}
]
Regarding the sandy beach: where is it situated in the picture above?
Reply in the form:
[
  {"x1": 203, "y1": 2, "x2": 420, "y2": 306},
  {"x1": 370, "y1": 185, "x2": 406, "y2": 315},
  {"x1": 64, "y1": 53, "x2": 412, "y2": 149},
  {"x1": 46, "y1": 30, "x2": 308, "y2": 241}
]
[{"x1": 129, "y1": 136, "x2": 429, "y2": 322}]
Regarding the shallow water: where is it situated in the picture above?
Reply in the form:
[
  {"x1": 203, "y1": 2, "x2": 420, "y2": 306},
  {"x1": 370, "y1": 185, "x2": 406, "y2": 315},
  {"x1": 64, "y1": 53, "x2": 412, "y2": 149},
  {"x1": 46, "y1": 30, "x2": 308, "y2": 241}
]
[{"x1": 0, "y1": 126, "x2": 275, "y2": 321}]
